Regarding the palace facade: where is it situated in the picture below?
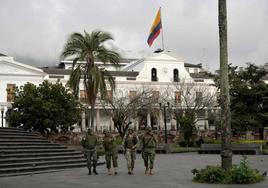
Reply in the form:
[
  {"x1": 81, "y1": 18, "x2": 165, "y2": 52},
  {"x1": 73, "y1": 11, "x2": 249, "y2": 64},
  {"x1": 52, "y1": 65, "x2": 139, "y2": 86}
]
[{"x1": 0, "y1": 52, "x2": 218, "y2": 131}]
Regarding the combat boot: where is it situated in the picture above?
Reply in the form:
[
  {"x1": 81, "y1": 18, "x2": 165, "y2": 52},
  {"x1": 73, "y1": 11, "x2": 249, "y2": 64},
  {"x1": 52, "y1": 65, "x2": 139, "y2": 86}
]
[
  {"x1": 108, "y1": 168, "x2": 112, "y2": 175},
  {"x1": 128, "y1": 168, "x2": 132, "y2": 175},
  {"x1": 93, "y1": 167, "x2": 98, "y2": 175},
  {"x1": 88, "y1": 168, "x2": 92, "y2": 175},
  {"x1": 149, "y1": 169, "x2": 154, "y2": 175},
  {"x1": 145, "y1": 167, "x2": 149, "y2": 175},
  {"x1": 114, "y1": 168, "x2": 118, "y2": 175},
  {"x1": 93, "y1": 162, "x2": 98, "y2": 175}
]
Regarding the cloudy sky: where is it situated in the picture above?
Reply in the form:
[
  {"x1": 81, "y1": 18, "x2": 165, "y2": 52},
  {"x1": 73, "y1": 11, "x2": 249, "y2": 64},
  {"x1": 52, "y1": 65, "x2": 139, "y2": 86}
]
[{"x1": 0, "y1": 0, "x2": 268, "y2": 71}]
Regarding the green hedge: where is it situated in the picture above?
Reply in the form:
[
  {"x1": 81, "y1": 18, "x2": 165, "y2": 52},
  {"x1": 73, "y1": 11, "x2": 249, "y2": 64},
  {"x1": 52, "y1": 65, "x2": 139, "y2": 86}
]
[
  {"x1": 205, "y1": 139, "x2": 266, "y2": 145},
  {"x1": 178, "y1": 140, "x2": 196, "y2": 147},
  {"x1": 192, "y1": 156, "x2": 264, "y2": 184}
]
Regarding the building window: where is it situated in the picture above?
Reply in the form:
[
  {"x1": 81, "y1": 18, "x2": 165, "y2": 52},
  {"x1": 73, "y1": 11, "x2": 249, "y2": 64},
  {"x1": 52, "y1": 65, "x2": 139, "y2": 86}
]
[
  {"x1": 194, "y1": 68, "x2": 199, "y2": 73},
  {"x1": 126, "y1": 77, "x2": 136, "y2": 80},
  {"x1": 129, "y1": 90, "x2": 137, "y2": 101},
  {"x1": 151, "y1": 68, "x2": 157, "y2": 81},
  {"x1": 173, "y1": 69, "x2": 179, "y2": 82},
  {"x1": 196, "y1": 92, "x2": 202, "y2": 103},
  {"x1": 49, "y1": 75, "x2": 64, "y2": 79},
  {"x1": 6, "y1": 84, "x2": 16, "y2": 102},
  {"x1": 80, "y1": 90, "x2": 87, "y2": 103},
  {"x1": 175, "y1": 91, "x2": 181, "y2": 104},
  {"x1": 186, "y1": 68, "x2": 189, "y2": 72}
]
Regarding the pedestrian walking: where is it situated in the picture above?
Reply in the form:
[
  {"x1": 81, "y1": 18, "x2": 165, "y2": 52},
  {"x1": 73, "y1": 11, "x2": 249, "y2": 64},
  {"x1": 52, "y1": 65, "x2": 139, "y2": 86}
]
[
  {"x1": 103, "y1": 129, "x2": 118, "y2": 175},
  {"x1": 122, "y1": 127, "x2": 139, "y2": 175},
  {"x1": 141, "y1": 126, "x2": 158, "y2": 175},
  {"x1": 81, "y1": 128, "x2": 98, "y2": 175}
]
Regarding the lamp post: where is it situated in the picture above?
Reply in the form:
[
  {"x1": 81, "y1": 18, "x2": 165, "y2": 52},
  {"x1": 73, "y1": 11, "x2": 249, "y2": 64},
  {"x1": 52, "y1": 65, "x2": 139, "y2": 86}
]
[
  {"x1": 1, "y1": 106, "x2": 4, "y2": 127},
  {"x1": 159, "y1": 102, "x2": 169, "y2": 144}
]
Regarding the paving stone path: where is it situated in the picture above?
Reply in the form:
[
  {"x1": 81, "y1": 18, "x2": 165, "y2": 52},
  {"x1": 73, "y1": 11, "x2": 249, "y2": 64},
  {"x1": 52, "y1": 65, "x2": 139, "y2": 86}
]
[{"x1": 1, "y1": 153, "x2": 268, "y2": 188}]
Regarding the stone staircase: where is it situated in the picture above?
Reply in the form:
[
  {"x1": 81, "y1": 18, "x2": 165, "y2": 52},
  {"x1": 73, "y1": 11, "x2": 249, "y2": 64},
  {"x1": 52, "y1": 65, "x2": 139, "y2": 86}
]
[{"x1": 0, "y1": 127, "x2": 87, "y2": 177}]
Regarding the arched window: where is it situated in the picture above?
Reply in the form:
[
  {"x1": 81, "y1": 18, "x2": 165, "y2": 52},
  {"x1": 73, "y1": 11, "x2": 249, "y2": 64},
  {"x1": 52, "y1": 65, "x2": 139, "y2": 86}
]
[
  {"x1": 173, "y1": 69, "x2": 179, "y2": 82},
  {"x1": 151, "y1": 68, "x2": 157, "y2": 81}
]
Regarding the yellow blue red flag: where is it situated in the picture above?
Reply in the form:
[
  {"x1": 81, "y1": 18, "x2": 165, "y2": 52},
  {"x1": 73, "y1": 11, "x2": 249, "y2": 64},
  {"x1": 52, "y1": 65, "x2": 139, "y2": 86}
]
[{"x1": 147, "y1": 8, "x2": 162, "y2": 47}]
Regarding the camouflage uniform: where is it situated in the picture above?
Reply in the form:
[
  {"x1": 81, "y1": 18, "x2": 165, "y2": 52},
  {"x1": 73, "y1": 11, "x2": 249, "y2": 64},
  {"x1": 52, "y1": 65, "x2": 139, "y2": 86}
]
[
  {"x1": 103, "y1": 130, "x2": 118, "y2": 175},
  {"x1": 141, "y1": 127, "x2": 158, "y2": 175},
  {"x1": 81, "y1": 128, "x2": 98, "y2": 175},
  {"x1": 122, "y1": 128, "x2": 139, "y2": 175}
]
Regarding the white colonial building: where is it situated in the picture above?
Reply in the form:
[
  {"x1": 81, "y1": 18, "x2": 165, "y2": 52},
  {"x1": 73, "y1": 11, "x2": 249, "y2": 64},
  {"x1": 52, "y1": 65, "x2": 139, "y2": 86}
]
[
  {"x1": 0, "y1": 51, "x2": 218, "y2": 131},
  {"x1": 0, "y1": 53, "x2": 46, "y2": 127}
]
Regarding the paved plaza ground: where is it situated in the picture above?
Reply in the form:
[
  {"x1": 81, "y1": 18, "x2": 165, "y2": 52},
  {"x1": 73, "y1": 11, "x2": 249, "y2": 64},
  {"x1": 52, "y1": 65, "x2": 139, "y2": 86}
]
[{"x1": 1, "y1": 153, "x2": 268, "y2": 188}]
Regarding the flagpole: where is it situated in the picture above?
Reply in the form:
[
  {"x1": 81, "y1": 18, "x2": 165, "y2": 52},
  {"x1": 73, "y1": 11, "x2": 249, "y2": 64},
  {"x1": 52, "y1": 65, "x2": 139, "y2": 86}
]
[{"x1": 160, "y1": 7, "x2": 165, "y2": 51}]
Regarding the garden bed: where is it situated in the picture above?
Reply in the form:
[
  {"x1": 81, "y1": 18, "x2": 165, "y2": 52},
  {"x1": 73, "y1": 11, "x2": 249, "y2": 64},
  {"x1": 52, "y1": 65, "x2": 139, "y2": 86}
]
[{"x1": 192, "y1": 156, "x2": 265, "y2": 184}]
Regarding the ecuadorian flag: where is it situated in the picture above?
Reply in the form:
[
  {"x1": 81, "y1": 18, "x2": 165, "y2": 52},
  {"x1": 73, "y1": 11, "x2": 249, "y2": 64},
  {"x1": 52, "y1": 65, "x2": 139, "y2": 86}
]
[{"x1": 147, "y1": 8, "x2": 162, "y2": 47}]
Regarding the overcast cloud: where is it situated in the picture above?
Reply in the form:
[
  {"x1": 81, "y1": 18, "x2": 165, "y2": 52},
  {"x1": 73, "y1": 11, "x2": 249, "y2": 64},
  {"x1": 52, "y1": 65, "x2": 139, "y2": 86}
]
[{"x1": 0, "y1": 0, "x2": 268, "y2": 71}]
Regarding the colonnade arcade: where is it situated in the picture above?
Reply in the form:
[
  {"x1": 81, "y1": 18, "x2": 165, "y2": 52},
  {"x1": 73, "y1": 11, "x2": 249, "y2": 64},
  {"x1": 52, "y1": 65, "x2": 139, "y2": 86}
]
[{"x1": 78, "y1": 107, "x2": 219, "y2": 132}]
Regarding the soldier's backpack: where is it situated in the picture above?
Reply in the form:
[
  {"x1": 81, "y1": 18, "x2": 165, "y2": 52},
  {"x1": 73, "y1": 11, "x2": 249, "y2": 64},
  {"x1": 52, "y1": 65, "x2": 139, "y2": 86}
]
[{"x1": 143, "y1": 135, "x2": 156, "y2": 148}]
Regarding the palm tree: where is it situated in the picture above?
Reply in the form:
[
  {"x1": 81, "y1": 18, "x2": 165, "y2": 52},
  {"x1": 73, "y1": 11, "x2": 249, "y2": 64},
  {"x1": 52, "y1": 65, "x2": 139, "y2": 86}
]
[
  {"x1": 61, "y1": 30, "x2": 121, "y2": 129},
  {"x1": 218, "y1": 0, "x2": 232, "y2": 169}
]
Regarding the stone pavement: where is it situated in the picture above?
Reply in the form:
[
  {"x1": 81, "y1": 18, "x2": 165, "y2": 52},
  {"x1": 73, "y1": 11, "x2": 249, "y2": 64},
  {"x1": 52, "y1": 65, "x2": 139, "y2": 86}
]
[{"x1": 0, "y1": 153, "x2": 268, "y2": 188}]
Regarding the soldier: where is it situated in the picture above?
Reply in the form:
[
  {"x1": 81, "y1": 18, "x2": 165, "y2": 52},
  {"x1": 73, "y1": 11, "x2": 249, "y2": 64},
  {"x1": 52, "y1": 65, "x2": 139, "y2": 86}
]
[
  {"x1": 122, "y1": 127, "x2": 139, "y2": 175},
  {"x1": 81, "y1": 128, "x2": 98, "y2": 175},
  {"x1": 103, "y1": 129, "x2": 118, "y2": 175},
  {"x1": 141, "y1": 126, "x2": 158, "y2": 175}
]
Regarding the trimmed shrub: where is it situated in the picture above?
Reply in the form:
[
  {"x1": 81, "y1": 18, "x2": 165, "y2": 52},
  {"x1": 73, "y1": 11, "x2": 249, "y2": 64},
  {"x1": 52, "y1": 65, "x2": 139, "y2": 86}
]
[
  {"x1": 228, "y1": 156, "x2": 264, "y2": 184},
  {"x1": 192, "y1": 156, "x2": 264, "y2": 184},
  {"x1": 178, "y1": 140, "x2": 195, "y2": 147},
  {"x1": 204, "y1": 139, "x2": 266, "y2": 145},
  {"x1": 233, "y1": 140, "x2": 266, "y2": 145},
  {"x1": 204, "y1": 139, "x2": 221, "y2": 144},
  {"x1": 192, "y1": 166, "x2": 225, "y2": 183}
]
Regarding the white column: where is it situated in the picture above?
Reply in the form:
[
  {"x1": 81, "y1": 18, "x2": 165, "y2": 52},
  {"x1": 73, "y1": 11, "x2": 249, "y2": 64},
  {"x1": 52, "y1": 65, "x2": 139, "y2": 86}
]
[
  {"x1": 147, "y1": 113, "x2": 151, "y2": 127},
  {"x1": 96, "y1": 109, "x2": 100, "y2": 131},
  {"x1": 109, "y1": 116, "x2": 114, "y2": 131},
  {"x1": 133, "y1": 118, "x2": 138, "y2": 131},
  {"x1": 205, "y1": 109, "x2": 208, "y2": 130},
  {"x1": 81, "y1": 111, "x2": 86, "y2": 132}
]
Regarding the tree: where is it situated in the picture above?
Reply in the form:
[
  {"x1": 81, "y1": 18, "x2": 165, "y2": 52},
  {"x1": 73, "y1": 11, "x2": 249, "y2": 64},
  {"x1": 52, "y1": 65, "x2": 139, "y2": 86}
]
[
  {"x1": 229, "y1": 64, "x2": 268, "y2": 137},
  {"x1": 101, "y1": 88, "x2": 158, "y2": 138},
  {"x1": 9, "y1": 81, "x2": 80, "y2": 134},
  {"x1": 171, "y1": 82, "x2": 217, "y2": 145},
  {"x1": 61, "y1": 30, "x2": 120, "y2": 129},
  {"x1": 215, "y1": 63, "x2": 268, "y2": 136},
  {"x1": 219, "y1": 0, "x2": 232, "y2": 169}
]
